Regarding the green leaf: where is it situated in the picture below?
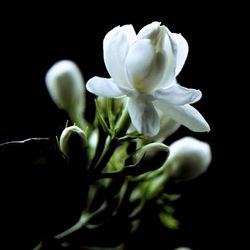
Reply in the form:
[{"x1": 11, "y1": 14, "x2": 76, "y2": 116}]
[
  {"x1": 95, "y1": 99, "x2": 111, "y2": 135},
  {"x1": 162, "y1": 193, "x2": 181, "y2": 202},
  {"x1": 159, "y1": 211, "x2": 179, "y2": 230},
  {"x1": 107, "y1": 98, "x2": 115, "y2": 130}
]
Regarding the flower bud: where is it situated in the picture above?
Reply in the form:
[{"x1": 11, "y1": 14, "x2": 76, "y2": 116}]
[
  {"x1": 59, "y1": 125, "x2": 87, "y2": 160},
  {"x1": 45, "y1": 60, "x2": 85, "y2": 115},
  {"x1": 124, "y1": 142, "x2": 169, "y2": 176},
  {"x1": 168, "y1": 137, "x2": 212, "y2": 182}
]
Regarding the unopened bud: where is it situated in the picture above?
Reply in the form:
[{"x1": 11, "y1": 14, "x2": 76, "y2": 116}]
[
  {"x1": 45, "y1": 60, "x2": 85, "y2": 115},
  {"x1": 59, "y1": 125, "x2": 87, "y2": 160},
  {"x1": 168, "y1": 137, "x2": 212, "y2": 182},
  {"x1": 124, "y1": 142, "x2": 169, "y2": 176}
]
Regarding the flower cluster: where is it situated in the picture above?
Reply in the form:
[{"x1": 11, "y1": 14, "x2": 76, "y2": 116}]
[{"x1": 43, "y1": 22, "x2": 211, "y2": 250}]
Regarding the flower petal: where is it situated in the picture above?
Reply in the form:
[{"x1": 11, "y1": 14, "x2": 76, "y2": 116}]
[
  {"x1": 103, "y1": 25, "x2": 136, "y2": 87},
  {"x1": 160, "y1": 103, "x2": 210, "y2": 132},
  {"x1": 137, "y1": 21, "x2": 161, "y2": 41},
  {"x1": 121, "y1": 25, "x2": 137, "y2": 45},
  {"x1": 156, "y1": 26, "x2": 177, "y2": 89},
  {"x1": 153, "y1": 101, "x2": 181, "y2": 141},
  {"x1": 125, "y1": 39, "x2": 155, "y2": 85},
  {"x1": 169, "y1": 33, "x2": 189, "y2": 76},
  {"x1": 86, "y1": 77, "x2": 124, "y2": 97},
  {"x1": 125, "y1": 39, "x2": 167, "y2": 92},
  {"x1": 128, "y1": 97, "x2": 160, "y2": 136},
  {"x1": 153, "y1": 84, "x2": 202, "y2": 105}
]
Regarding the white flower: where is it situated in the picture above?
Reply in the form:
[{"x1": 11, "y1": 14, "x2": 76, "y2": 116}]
[
  {"x1": 168, "y1": 136, "x2": 212, "y2": 181},
  {"x1": 45, "y1": 60, "x2": 85, "y2": 116},
  {"x1": 86, "y1": 21, "x2": 210, "y2": 136}
]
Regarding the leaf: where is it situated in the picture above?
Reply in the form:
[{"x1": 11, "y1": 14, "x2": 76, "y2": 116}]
[
  {"x1": 95, "y1": 99, "x2": 111, "y2": 135},
  {"x1": 159, "y1": 211, "x2": 179, "y2": 230},
  {"x1": 0, "y1": 137, "x2": 52, "y2": 169},
  {"x1": 162, "y1": 193, "x2": 181, "y2": 202}
]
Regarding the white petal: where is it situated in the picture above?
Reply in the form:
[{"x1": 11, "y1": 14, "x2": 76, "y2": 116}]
[
  {"x1": 86, "y1": 77, "x2": 124, "y2": 97},
  {"x1": 153, "y1": 101, "x2": 181, "y2": 141},
  {"x1": 125, "y1": 39, "x2": 155, "y2": 85},
  {"x1": 128, "y1": 97, "x2": 160, "y2": 136},
  {"x1": 153, "y1": 84, "x2": 202, "y2": 105},
  {"x1": 169, "y1": 33, "x2": 189, "y2": 76},
  {"x1": 161, "y1": 103, "x2": 210, "y2": 132},
  {"x1": 156, "y1": 26, "x2": 177, "y2": 89},
  {"x1": 121, "y1": 24, "x2": 137, "y2": 45},
  {"x1": 118, "y1": 86, "x2": 137, "y2": 97},
  {"x1": 125, "y1": 39, "x2": 166, "y2": 92},
  {"x1": 103, "y1": 25, "x2": 136, "y2": 87},
  {"x1": 137, "y1": 21, "x2": 161, "y2": 41}
]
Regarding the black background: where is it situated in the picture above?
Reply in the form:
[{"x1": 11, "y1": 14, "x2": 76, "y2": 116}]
[{"x1": 0, "y1": 2, "x2": 243, "y2": 249}]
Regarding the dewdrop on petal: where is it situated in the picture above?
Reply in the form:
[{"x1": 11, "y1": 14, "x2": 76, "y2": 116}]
[
  {"x1": 168, "y1": 137, "x2": 212, "y2": 182},
  {"x1": 45, "y1": 60, "x2": 85, "y2": 116},
  {"x1": 60, "y1": 125, "x2": 87, "y2": 160}
]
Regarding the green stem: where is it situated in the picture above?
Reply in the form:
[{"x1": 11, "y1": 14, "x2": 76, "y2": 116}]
[
  {"x1": 98, "y1": 170, "x2": 123, "y2": 179},
  {"x1": 70, "y1": 111, "x2": 89, "y2": 135},
  {"x1": 90, "y1": 109, "x2": 131, "y2": 180},
  {"x1": 88, "y1": 123, "x2": 107, "y2": 171},
  {"x1": 115, "y1": 109, "x2": 130, "y2": 137},
  {"x1": 55, "y1": 201, "x2": 107, "y2": 240},
  {"x1": 91, "y1": 136, "x2": 119, "y2": 180},
  {"x1": 116, "y1": 180, "x2": 136, "y2": 215}
]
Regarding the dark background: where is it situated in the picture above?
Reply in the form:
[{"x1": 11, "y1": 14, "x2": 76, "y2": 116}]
[{"x1": 0, "y1": 2, "x2": 243, "y2": 249}]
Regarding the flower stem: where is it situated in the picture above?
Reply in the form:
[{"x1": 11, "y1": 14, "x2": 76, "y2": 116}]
[
  {"x1": 91, "y1": 136, "x2": 119, "y2": 180},
  {"x1": 70, "y1": 110, "x2": 89, "y2": 135},
  {"x1": 90, "y1": 109, "x2": 130, "y2": 180},
  {"x1": 115, "y1": 109, "x2": 130, "y2": 137}
]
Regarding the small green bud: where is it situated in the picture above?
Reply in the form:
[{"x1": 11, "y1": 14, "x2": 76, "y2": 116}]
[
  {"x1": 59, "y1": 125, "x2": 87, "y2": 160},
  {"x1": 168, "y1": 137, "x2": 212, "y2": 182},
  {"x1": 124, "y1": 142, "x2": 169, "y2": 176}
]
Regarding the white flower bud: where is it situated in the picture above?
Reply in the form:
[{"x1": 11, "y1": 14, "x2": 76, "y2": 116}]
[
  {"x1": 168, "y1": 137, "x2": 212, "y2": 181},
  {"x1": 45, "y1": 60, "x2": 85, "y2": 115},
  {"x1": 59, "y1": 125, "x2": 87, "y2": 160}
]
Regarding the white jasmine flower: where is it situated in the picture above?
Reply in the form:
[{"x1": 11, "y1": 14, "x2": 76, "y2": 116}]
[
  {"x1": 168, "y1": 136, "x2": 212, "y2": 181},
  {"x1": 45, "y1": 60, "x2": 85, "y2": 116},
  {"x1": 86, "y1": 22, "x2": 210, "y2": 136}
]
